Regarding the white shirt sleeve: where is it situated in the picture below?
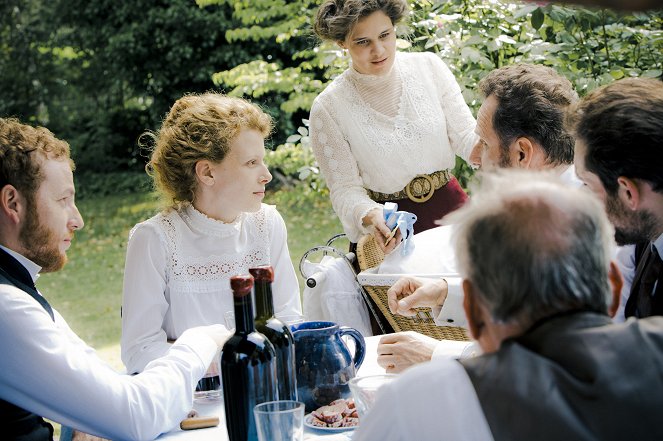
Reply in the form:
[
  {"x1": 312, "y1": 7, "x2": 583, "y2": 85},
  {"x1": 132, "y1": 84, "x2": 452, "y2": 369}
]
[
  {"x1": 0, "y1": 285, "x2": 216, "y2": 440},
  {"x1": 121, "y1": 222, "x2": 173, "y2": 374},
  {"x1": 310, "y1": 100, "x2": 383, "y2": 242},
  {"x1": 428, "y1": 53, "x2": 478, "y2": 162},
  {"x1": 352, "y1": 358, "x2": 494, "y2": 441},
  {"x1": 269, "y1": 208, "x2": 303, "y2": 318},
  {"x1": 431, "y1": 339, "x2": 473, "y2": 360}
]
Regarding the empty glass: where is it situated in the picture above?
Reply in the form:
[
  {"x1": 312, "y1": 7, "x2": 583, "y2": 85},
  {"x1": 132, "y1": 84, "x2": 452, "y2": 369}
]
[
  {"x1": 348, "y1": 374, "x2": 397, "y2": 420},
  {"x1": 253, "y1": 400, "x2": 304, "y2": 441}
]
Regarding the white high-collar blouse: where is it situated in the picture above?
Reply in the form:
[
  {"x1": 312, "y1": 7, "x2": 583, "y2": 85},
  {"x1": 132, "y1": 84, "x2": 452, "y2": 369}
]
[
  {"x1": 121, "y1": 203, "x2": 301, "y2": 374},
  {"x1": 309, "y1": 51, "x2": 477, "y2": 241}
]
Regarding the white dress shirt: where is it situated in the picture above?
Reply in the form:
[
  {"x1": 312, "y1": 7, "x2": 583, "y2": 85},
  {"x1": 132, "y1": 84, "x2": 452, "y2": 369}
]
[
  {"x1": 352, "y1": 357, "x2": 494, "y2": 441},
  {"x1": 0, "y1": 246, "x2": 217, "y2": 440},
  {"x1": 121, "y1": 203, "x2": 301, "y2": 374},
  {"x1": 309, "y1": 51, "x2": 477, "y2": 241}
]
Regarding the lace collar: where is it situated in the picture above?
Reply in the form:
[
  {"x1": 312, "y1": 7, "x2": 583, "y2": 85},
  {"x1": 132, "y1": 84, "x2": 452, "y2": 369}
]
[
  {"x1": 347, "y1": 53, "x2": 400, "y2": 87},
  {"x1": 180, "y1": 203, "x2": 244, "y2": 239}
]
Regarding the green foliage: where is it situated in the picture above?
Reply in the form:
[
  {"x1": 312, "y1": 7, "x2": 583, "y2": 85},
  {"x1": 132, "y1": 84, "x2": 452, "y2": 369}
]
[
  {"x1": 267, "y1": 121, "x2": 328, "y2": 193},
  {"x1": 203, "y1": 0, "x2": 663, "y2": 190},
  {"x1": 2, "y1": 0, "x2": 287, "y2": 173},
  {"x1": 0, "y1": 1, "x2": 61, "y2": 123},
  {"x1": 412, "y1": 1, "x2": 663, "y2": 100},
  {"x1": 74, "y1": 171, "x2": 153, "y2": 200}
]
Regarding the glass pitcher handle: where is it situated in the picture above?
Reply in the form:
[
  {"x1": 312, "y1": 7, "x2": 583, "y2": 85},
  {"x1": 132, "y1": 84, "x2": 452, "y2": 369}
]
[{"x1": 338, "y1": 326, "x2": 366, "y2": 371}]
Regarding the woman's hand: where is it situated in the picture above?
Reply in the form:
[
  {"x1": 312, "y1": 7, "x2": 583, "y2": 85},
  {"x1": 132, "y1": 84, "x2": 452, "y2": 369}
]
[{"x1": 362, "y1": 208, "x2": 401, "y2": 254}]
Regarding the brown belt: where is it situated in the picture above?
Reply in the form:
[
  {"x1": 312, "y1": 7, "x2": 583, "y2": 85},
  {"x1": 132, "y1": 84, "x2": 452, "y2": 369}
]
[{"x1": 367, "y1": 169, "x2": 452, "y2": 203}]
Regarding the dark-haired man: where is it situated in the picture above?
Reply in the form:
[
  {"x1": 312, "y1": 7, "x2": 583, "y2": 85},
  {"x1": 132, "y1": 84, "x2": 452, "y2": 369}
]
[
  {"x1": 378, "y1": 64, "x2": 583, "y2": 372},
  {"x1": 570, "y1": 77, "x2": 663, "y2": 320}
]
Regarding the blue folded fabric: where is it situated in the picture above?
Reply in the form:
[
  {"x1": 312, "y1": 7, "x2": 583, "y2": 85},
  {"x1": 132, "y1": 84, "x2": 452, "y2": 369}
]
[{"x1": 383, "y1": 202, "x2": 417, "y2": 256}]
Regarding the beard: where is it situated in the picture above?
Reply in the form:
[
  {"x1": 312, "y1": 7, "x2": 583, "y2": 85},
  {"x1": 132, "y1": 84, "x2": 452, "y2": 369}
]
[
  {"x1": 499, "y1": 147, "x2": 514, "y2": 169},
  {"x1": 605, "y1": 194, "x2": 659, "y2": 246},
  {"x1": 19, "y1": 200, "x2": 68, "y2": 273}
]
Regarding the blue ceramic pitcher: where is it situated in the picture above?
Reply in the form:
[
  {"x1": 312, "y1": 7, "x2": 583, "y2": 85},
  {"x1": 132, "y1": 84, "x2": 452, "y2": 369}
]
[{"x1": 291, "y1": 321, "x2": 366, "y2": 413}]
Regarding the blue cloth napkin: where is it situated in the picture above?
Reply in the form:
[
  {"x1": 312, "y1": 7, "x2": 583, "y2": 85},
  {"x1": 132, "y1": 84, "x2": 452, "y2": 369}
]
[{"x1": 383, "y1": 202, "x2": 417, "y2": 256}]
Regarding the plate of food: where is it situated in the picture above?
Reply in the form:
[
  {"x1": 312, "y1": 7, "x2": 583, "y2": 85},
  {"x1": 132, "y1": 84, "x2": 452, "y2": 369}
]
[{"x1": 304, "y1": 398, "x2": 359, "y2": 432}]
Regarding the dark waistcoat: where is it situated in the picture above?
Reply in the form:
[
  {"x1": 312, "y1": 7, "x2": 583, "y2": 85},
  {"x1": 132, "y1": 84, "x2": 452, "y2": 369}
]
[
  {"x1": 462, "y1": 311, "x2": 663, "y2": 441},
  {"x1": 0, "y1": 248, "x2": 54, "y2": 441},
  {"x1": 625, "y1": 241, "x2": 663, "y2": 318}
]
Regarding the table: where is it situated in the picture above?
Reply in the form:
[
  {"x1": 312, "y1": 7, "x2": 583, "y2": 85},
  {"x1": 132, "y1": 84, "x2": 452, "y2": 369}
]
[{"x1": 158, "y1": 336, "x2": 385, "y2": 440}]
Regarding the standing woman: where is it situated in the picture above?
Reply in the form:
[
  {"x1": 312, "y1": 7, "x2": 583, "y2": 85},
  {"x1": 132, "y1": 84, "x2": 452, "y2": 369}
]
[
  {"x1": 310, "y1": 0, "x2": 477, "y2": 252},
  {"x1": 121, "y1": 93, "x2": 301, "y2": 374}
]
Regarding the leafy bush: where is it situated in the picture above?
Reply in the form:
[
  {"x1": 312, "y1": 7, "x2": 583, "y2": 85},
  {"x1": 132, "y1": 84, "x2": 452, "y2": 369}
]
[{"x1": 74, "y1": 172, "x2": 152, "y2": 200}]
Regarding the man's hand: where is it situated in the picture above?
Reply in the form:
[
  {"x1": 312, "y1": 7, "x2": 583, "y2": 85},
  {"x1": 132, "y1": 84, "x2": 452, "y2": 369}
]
[
  {"x1": 362, "y1": 208, "x2": 401, "y2": 254},
  {"x1": 377, "y1": 331, "x2": 438, "y2": 373},
  {"x1": 387, "y1": 277, "x2": 448, "y2": 316}
]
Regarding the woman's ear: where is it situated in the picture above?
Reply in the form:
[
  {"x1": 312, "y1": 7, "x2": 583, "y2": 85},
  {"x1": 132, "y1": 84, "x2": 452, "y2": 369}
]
[{"x1": 194, "y1": 160, "x2": 215, "y2": 187}]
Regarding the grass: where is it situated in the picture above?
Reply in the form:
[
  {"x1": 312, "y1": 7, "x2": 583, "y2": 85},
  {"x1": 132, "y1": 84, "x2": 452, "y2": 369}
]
[{"x1": 37, "y1": 186, "x2": 342, "y2": 370}]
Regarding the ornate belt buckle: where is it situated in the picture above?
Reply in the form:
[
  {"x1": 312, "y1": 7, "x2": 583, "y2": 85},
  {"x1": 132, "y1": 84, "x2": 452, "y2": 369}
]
[{"x1": 405, "y1": 174, "x2": 434, "y2": 203}]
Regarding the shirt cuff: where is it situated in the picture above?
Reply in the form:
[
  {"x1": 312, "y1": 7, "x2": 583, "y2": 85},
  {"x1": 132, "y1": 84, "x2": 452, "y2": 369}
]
[
  {"x1": 433, "y1": 277, "x2": 467, "y2": 328},
  {"x1": 431, "y1": 340, "x2": 473, "y2": 360}
]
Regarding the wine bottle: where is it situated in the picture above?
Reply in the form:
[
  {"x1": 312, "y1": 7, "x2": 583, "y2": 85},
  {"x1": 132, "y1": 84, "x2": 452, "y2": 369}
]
[
  {"x1": 249, "y1": 265, "x2": 298, "y2": 401},
  {"x1": 222, "y1": 274, "x2": 277, "y2": 441}
]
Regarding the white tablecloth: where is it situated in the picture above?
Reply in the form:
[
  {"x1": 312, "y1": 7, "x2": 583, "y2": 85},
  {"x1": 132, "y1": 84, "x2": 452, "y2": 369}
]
[{"x1": 157, "y1": 335, "x2": 385, "y2": 440}]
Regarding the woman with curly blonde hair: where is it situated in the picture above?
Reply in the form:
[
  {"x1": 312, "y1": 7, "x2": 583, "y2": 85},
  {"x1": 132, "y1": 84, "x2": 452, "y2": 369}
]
[{"x1": 121, "y1": 93, "x2": 301, "y2": 376}]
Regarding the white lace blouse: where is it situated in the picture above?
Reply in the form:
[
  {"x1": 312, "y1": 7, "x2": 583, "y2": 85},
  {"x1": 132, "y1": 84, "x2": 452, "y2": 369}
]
[
  {"x1": 309, "y1": 51, "x2": 477, "y2": 241},
  {"x1": 121, "y1": 203, "x2": 302, "y2": 374}
]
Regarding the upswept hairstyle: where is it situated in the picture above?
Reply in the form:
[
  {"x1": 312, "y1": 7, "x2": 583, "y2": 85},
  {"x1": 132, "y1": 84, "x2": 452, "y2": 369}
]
[
  {"x1": 448, "y1": 170, "x2": 615, "y2": 326},
  {"x1": 314, "y1": 0, "x2": 409, "y2": 42},
  {"x1": 146, "y1": 93, "x2": 273, "y2": 208},
  {"x1": 479, "y1": 64, "x2": 578, "y2": 166},
  {"x1": 567, "y1": 77, "x2": 663, "y2": 195},
  {"x1": 0, "y1": 117, "x2": 72, "y2": 203}
]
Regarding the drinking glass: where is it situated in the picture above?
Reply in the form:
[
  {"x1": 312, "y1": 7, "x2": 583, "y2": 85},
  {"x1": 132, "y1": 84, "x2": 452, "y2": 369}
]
[
  {"x1": 274, "y1": 313, "x2": 305, "y2": 331},
  {"x1": 253, "y1": 400, "x2": 305, "y2": 441},
  {"x1": 348, "y1": 374, "x2": 397, "y2": 420},
  {"x1": 194, "y1": 347, "x2": 222, "y2": 402},
  {"x1": 224, "y1": 311, "x2": 236, "y2": 330}
]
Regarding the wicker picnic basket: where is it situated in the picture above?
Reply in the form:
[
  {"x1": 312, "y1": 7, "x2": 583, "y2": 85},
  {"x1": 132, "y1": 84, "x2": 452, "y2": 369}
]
[{"x1": 355, "y1": 234, "x2": 469, "y2": 341}]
